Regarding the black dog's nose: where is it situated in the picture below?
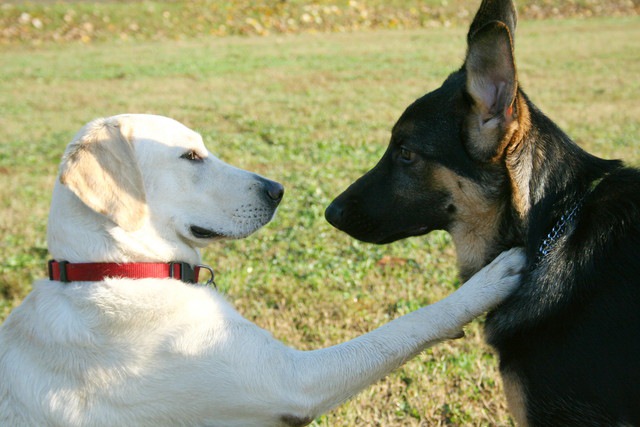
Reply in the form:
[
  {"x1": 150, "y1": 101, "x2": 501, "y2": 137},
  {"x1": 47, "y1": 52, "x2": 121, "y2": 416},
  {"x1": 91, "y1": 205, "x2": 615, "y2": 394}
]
[
  {"x1": 324, "y1": 201, "x2": 343, "y2": 227},
  {"x1": 264, "y1": 180, "x2": 284, "y2": 202}
]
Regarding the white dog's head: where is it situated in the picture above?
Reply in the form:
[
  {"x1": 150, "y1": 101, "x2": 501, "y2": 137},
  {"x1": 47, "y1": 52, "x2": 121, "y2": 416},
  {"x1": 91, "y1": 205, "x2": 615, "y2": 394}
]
[{"x1": 47, "y1": 114, "x2": 283, "y2": 264}]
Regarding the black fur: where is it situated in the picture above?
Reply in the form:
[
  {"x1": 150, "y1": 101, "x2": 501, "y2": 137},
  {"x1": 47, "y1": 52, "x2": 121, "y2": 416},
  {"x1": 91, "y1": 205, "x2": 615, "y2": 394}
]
[{"x1": 325, "y1": 0, "x2": 640, "y2": 424}]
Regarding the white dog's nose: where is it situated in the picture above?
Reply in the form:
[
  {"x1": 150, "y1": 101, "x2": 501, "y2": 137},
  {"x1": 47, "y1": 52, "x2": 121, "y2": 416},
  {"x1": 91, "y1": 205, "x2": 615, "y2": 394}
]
[{"x1": 264, "y1": 179, "x2": 284, "y2": 203}]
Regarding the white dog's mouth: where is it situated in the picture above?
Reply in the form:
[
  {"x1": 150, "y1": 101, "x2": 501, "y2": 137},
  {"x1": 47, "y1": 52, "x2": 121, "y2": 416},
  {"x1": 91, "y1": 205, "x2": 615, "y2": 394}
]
[{"x1": 190, "y1": 225, "x2": 224, "y2": 240}]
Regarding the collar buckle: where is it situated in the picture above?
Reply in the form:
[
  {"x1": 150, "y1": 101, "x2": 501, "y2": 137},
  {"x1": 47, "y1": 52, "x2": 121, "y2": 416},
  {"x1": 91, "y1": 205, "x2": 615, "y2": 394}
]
[
  {"x1": 48, "y1": 260, "x2": 70, "y2": 282},
  {"x1": 168, "y1": 262, "x2": 216, "y2": 287},
  {"x1": 169, "y1": 261, "x2": 196, "y2": 283}
]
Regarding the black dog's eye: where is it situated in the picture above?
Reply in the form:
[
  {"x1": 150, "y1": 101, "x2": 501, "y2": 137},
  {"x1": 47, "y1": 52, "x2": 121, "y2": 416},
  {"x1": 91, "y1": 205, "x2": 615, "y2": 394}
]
[
  {"x1": 180, "y1": 150, "x2": 203, "y2": 162},
  {"x1": 399, "y1": 146, "x2": 416, "y2": 163}
]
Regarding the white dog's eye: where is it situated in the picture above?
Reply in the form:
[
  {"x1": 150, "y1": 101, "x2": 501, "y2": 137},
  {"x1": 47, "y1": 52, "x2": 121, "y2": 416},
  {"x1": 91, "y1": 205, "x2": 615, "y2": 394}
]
[{"x1": 180, "y1": 150, "x2": 203, "y2": 162}]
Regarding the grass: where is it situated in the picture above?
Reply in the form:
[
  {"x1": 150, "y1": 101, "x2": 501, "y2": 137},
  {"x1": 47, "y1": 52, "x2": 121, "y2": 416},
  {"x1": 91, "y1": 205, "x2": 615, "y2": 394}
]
[
  {"x1": 1, "y1": 0, "x2": 637, "y2": 44},
  {"x1": 1, "y1": 13, "x2": 639, "y2": 426}
]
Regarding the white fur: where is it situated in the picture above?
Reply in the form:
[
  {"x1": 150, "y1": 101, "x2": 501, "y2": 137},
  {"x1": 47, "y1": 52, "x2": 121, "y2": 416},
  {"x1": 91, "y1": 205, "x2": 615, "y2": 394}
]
[{"x1": 0, "y1": 114, "x2": 524, "y2": 426}]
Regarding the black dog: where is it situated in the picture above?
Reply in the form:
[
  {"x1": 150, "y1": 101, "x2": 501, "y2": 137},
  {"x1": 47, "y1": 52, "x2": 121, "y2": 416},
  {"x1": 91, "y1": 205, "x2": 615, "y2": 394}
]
[{"x1": 325, "y1": 0, "x2": 640, "y2": 425}]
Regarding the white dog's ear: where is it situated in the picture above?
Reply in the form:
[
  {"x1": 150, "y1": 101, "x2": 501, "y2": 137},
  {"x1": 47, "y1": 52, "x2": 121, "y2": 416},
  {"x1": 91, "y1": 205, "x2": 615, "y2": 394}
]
[{"x1": 60, "y1": 117, "x2": 148, "y2": 231}]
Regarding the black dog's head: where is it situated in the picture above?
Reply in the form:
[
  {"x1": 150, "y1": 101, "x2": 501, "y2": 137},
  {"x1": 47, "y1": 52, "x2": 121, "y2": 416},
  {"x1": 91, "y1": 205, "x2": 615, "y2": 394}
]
[{"x1": 326, "y1": 0, "x2": 527, "y2": 279}]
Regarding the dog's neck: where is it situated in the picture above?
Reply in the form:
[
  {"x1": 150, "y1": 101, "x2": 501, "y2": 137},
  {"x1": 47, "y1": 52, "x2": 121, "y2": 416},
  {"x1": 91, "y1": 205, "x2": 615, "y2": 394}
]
[
  {"x1": 505, "y1": 94, "x2": 621, "y2": 263},
  {"x1": 47, "y1": 181, "x2": 201, "y2": 265}
]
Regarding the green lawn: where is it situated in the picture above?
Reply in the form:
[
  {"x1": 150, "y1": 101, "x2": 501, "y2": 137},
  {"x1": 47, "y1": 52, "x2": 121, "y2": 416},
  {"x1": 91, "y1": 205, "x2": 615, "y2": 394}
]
[
  {"x1": 2, "y1": 0, "x2": 636, "y2": 43},
  {"x1": 1, "y1": 15, "x2": 639, "y2": 426}
]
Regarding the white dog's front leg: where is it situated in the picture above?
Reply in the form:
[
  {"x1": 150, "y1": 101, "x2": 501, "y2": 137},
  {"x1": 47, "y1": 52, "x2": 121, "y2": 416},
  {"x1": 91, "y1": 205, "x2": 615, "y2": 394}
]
[{"x1": 261, "y1": 248, "x2": 524, "y2": 425}]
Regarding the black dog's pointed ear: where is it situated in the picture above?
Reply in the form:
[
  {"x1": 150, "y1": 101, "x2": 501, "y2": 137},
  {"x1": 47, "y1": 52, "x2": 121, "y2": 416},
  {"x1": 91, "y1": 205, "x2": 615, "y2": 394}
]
[
  {"x1": 467, "y1": 0, "x2": 517, "y2": 44},
  {"x1": 464, "y1": 21, "x2": 517, "y2": 161}
]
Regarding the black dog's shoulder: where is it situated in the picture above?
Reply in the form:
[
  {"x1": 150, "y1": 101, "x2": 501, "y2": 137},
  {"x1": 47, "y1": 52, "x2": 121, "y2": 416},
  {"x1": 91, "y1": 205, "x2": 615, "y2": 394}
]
[
  {"x1": 572, "y1": 166, "x2": 640, "y2": 280},
  {"x1": 486, "y1": 167, "x2": 640, "y2": 425},
  {"x1": 575, "y1": 165, "x2": 640, "y2": 253},
  {"x1": 583, "y1": 166, "x2": 640, "y2": 230},
  {"x1": 488, "y1": 165, "x2": 640, "y2": 340}
]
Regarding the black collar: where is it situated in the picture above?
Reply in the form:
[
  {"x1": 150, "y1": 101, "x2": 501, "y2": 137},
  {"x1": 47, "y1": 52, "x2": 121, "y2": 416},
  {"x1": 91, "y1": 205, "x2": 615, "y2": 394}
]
[
  {"x1": 535, "y1": 176, "x2": 606, "y2": 262},
  {"x1": 536, "y1": 200, "x2": 583, "y2": 261}
]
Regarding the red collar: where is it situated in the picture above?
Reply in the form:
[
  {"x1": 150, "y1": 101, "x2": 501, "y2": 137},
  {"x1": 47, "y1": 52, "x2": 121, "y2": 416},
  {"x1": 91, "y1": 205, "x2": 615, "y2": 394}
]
[{"x1": 48, "y1": 260, "x2": 215, "y2": 286}]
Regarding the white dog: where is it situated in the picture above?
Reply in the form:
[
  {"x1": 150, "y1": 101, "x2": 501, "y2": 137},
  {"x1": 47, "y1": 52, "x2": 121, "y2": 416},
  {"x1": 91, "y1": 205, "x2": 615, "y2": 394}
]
[{"x1": 0, "y1": 114, "x2": 524, "y2": 426}]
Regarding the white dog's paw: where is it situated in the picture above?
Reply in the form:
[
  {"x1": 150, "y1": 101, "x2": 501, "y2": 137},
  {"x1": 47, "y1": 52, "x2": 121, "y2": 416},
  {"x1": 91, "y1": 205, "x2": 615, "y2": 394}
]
[
  {"x1": 485, "y1": 246, "x2": 525, "y2": 286},
  {"x1": 474, "y1": 247, "x2": 525, "y2": 298},
  {"x1": 448, "y1": 247, "x2": 525, "y2": 321}
]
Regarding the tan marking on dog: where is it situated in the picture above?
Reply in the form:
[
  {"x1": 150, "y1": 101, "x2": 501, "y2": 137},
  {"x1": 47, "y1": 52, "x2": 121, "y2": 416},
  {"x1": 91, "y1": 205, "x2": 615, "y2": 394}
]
[
  {"x1": 488, "y1": 110, "x2": 519, "y2": 162},
  {"x1": 504, "y1": 93, "x2": 533, "y2": 220},
  {"x1": 503, "y1": 369, "x2": 529, "y2": 427},
  {"x1": 432, "y1": 166, "x2": 504, "y2": 279}
]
